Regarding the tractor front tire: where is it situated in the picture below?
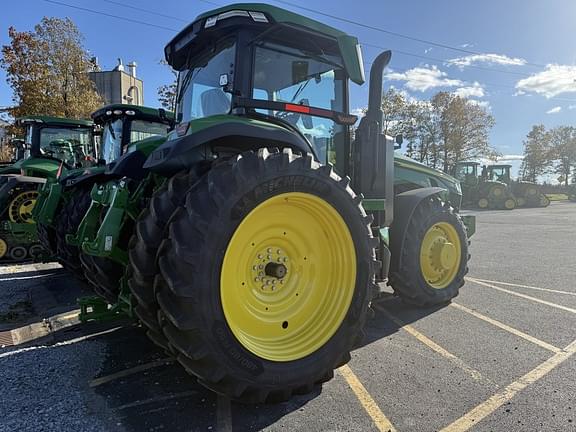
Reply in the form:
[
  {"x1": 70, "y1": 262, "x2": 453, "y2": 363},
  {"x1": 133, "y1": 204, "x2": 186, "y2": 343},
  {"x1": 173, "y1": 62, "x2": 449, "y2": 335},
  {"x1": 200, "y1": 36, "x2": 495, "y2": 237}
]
[
  {"x1": 389, "y1": 197, "x2": 469, "y2": 307},
  {"x1": 154, "y1": 149, "x2": 376, "y2": 403},
  {"x1": 55, "y1": 187, "x2": 92, "y2": 279}
]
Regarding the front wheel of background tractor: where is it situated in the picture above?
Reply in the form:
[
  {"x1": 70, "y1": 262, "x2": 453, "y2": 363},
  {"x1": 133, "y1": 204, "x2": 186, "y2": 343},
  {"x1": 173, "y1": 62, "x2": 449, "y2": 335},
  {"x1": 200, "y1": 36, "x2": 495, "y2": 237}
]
[
  {"x1": 477, "y1": 198, "x2": 489, "y2": 209},
  {"x1": 539, "y1": 194, "x2": 550, "y2": 207},
  {"x1": 152, "y1": 149, "x2": 376, "y2": 403},
  {"x1": 503, "y1": 198, "x2": 516, "y2": 210},
  {"x1": 55, "y1": 187, "x2": 93, "y2": 279},
  {"x1": 389, "y1": 197, "x2": 469, "y2": 307}
]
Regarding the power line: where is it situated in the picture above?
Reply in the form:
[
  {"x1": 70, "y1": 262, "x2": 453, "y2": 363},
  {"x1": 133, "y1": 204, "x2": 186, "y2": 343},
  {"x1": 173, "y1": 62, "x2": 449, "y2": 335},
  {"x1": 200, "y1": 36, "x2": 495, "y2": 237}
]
[
  {"x1": 42, "y1": 0, "x2": 179, "y2": 32},
  {"x1": 269, "y1": 0, "x2": 547, "y2": 69},
  {"x1": 100, "y1": 0, "x2": 188, "y2": 23}
]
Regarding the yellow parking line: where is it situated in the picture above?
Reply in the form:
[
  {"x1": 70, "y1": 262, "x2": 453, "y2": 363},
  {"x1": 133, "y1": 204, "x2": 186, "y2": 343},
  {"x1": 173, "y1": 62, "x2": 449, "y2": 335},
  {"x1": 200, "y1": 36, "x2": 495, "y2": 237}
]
[
  {"x1": 470, "y1": 277, "x2": 576, "y2": 297},
  {"x1": 339, "y1": 364, "x2": 397, "y2": 432},
  {"x1": 450, "y1": 303, "x2": 561, "y2": 354},
  {"x1": 468, "y1": 278, "x2": 576, "y2": 315},
  {"x1": 440, "y1": 339, "x2": 576, "y2": 432},
  {"x1": 375, "y1": 306, "x2": 491, "y2": 386}
]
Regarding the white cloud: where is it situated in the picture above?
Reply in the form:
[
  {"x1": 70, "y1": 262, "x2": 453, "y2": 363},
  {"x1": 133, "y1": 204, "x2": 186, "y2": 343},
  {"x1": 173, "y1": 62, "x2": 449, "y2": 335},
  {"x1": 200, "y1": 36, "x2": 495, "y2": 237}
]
[
  {"x1": 453, "y1": 82, "x2": 485, "y2": 98},
  {"x1": 460, "y1": 43, "x2": 474, "y2": 48},
  {"x1": 546, "y1": 106, "x2": 562, "y2": 114},
  {"x1": 351, "y1": 107, "x2": 365, "y2": 117},
  {"x1": 467, "y1": 99, "x2": 491, "y2": 110},
  {"x1": 498, "y1": 154, "x2": 524, "y2": 162},
  {"x1": 516, "y1": 65, "x2": 576, "y2": 98},
  {"x1": 569, "y1": 105, "x2": 576, "y2": 110},
  {"x1": 386, "y1": 65, "x2": 463, "y2": 92},
  {"x1": 448, "y1": 53, "x2": 526, "y2": 68}
]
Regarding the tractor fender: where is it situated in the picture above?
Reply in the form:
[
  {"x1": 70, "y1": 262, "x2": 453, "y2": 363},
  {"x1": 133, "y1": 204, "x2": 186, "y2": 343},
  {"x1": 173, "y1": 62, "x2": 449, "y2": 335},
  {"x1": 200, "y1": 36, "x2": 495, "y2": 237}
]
[
  {"x1": 0, "y1": 175, "x2": 46, "y2": 210},
  {"x1": 389, "y1": 187, "x2": 446, "y2": 272},
  {"x1": 143, "y1": 121, "x2": 312, "y2": 176},
  {"x1": 63, "y1": 170, "x2": 110, "y2": 189}
]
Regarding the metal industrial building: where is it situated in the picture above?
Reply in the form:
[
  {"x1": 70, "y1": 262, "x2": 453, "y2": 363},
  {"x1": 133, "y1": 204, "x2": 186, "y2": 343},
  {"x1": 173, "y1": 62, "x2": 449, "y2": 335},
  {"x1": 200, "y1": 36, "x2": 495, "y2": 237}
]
[{"x1": 89, "y1": 58, "x2": 144, "y2": 106}]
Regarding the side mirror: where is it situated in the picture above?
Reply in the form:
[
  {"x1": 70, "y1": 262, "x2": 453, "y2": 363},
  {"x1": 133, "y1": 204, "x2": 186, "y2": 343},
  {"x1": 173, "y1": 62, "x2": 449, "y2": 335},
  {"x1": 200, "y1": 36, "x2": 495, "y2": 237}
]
[{"x1": 394, "y1": 134, "x2": 403, "y2": 150}]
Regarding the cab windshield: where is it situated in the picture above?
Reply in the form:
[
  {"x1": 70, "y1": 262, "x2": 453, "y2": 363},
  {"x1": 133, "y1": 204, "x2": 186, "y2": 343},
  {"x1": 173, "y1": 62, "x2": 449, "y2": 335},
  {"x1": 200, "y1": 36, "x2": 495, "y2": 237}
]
[
  {"x1": 39, "y1": 127, "x2": 94, "y2": 167},
  {"x1": 252, "y1": 41, "x2": 347, "y2": 168},
  {"x1": 488, "y1": 167, "x2": 510, "y2": 183}
]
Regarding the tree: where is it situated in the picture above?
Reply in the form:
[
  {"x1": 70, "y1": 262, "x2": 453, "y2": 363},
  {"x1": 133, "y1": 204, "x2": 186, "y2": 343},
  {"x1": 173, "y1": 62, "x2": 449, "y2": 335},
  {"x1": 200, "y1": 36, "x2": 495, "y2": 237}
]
[
  {"x1": 520, "y1": 125, "x2": 553, "y2": 182},
  {"x1": 431, "y1": 92, "x2": 496, "y2": 173},
  {"x1": 548, "y1": 126, "x2": 576, "y2": 187},
  {"x1": 157, "y1": 60, "x2": 177, "y2": 111},
  {"x1": 1, "y1": 17, "x2": 102, "y2": 120}
]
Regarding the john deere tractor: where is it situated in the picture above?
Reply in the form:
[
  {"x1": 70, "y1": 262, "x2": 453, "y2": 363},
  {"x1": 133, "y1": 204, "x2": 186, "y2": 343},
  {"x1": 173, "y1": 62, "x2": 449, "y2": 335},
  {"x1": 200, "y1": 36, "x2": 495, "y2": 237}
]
[
  {"x1": 63, "y1": 3, "x2": 474, "y2": 402},
  {"x1": 0, "y1": 116, "x2": 96, "y2": 262},
  {"x1": 486, "y1": 164, "x2": 550, "y2": 208},
  {"x1": 33, "y1": 104, "x2": 173, "y2": 280},
  {"x1": 453, "y1": 161, "x2": 516, "y2": 210}
]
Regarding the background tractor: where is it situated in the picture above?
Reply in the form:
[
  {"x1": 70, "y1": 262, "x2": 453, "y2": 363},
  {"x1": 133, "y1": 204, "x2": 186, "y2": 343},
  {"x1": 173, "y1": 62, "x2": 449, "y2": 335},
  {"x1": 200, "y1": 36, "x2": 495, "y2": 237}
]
[
  {"x1": 34, "y1": 104, "x2": 173, "y2": 282},
  {"x1": 0, "y1": 116, "x2": 96, "y2": 262},
  {"x1": 453, "y1": 161, "x2": 516, "y2": 210},
  {"x1": 63, "y1": 3, "x2": 474, "y2": 403},
  {"x1": 486, "y1": 164, "x2": 550, "y2": 208}
]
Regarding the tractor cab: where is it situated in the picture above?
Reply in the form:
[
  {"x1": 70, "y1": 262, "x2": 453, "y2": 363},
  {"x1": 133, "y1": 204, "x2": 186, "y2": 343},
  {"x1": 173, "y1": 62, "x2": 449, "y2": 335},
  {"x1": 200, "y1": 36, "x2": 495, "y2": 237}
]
[
  {"x1": 453, "y1": 161, "x2": 480, "y2": 187},
  {"x1": 92, "y1": 104, "x2": 174, "y2": 164},
  {"x1": 486, "y1": 164, "x2": 512, "y2": 185},
  {"x1": 15, "y1": 116, "x2": 96, "y2": 173},
  {"x1": 154, "y1": 4, "x2": 364, "y2": 178}
]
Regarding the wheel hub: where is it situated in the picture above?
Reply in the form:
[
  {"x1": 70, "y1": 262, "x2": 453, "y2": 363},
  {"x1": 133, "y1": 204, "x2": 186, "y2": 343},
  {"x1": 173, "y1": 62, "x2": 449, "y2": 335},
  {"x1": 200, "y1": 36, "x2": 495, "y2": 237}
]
[{"x1": 420, "y1": 222, "x2": 462, "y2": 289}]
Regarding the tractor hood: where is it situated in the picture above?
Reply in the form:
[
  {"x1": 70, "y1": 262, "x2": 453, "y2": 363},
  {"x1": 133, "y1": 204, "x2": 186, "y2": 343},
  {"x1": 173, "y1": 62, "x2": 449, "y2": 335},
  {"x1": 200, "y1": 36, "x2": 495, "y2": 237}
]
[{"x1": 394, "y1": 154, "x2": 462, "y2": 195}]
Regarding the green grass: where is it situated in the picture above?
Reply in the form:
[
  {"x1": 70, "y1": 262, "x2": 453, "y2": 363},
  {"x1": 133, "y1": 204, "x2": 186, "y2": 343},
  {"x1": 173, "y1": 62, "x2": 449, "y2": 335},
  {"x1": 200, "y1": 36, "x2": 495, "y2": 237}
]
[{"x1": 545, "y1": 193, "x2": 569, "y2": 201}]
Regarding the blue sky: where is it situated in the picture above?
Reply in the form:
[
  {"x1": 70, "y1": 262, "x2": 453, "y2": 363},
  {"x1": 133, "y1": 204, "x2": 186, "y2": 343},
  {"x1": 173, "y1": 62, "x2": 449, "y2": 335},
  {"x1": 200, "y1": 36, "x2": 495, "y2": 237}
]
[{"x1": 2, "y1": 0, "x2": 576, "y2": 177}]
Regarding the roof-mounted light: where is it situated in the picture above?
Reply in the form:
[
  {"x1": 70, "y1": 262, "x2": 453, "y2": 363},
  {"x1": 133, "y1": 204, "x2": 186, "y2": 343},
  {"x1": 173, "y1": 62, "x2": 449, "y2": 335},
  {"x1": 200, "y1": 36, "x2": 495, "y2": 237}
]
[
  {"x1": 125, "y1": 110, "x2": 136, "y2": 116},
  {"x1": 113, "y1": 109, "x2": 123, "y2": 115},
  {"x1": 105, "y1": 110, "x2": 113, "y2": 116},
  {"x1": 204, "y1": 9, "x2": 268, "y2": 28}
]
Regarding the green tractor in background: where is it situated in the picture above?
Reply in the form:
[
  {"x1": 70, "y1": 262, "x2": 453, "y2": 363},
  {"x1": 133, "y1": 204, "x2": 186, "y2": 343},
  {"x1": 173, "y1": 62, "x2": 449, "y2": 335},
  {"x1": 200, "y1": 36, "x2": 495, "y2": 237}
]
[
  {"x1": 486, "y1": 164, "x2": 550, "y2": 208},
  {"x1": 0, "y1": 116, "x2": 97, "y2": 261},
  {"x1": 62, "y1": 3, "x2": 475, "y2": 403},
  {"x1": 453, "y1": 161, "x2": 517, "y2": 210},
  {"x1": 33, "y1": 104, "x2": 173, "y2": 281}
]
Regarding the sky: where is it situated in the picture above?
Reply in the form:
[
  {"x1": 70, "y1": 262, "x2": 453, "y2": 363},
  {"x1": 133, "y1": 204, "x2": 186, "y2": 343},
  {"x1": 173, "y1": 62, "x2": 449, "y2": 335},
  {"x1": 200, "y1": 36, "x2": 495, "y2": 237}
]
[{"x1": 1, "y1": 0, "x2": 576, "y2": 178}]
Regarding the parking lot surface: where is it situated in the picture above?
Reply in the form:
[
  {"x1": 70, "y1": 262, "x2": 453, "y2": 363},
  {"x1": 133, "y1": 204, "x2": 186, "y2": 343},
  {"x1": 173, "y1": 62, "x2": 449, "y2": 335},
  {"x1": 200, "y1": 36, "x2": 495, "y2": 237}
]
[{"x1": 0, "y1": 202, "x2": 575, "y2": 432}]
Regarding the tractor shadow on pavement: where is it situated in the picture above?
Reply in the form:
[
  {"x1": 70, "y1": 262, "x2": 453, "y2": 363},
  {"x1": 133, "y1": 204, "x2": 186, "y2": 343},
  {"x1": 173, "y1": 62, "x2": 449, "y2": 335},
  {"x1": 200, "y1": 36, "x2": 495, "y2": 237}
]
[{"x1": 90, "y1": 295, "x2": 444, "y2": 432}]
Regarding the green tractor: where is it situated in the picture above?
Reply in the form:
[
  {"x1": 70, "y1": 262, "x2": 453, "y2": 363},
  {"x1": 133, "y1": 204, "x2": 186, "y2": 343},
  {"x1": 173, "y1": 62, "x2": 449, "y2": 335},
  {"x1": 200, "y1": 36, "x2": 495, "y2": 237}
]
[
  {"x1": 486, "y1": 164, "x2": 550, "y2": 208},
  {"x1": 33, "y1": 104, "x2": 173, "y2": 280},
  {"x1": 453, "y1": 161, "x2": 517, "y2": 210},
  {"x1": 0, "y1": 116, "x2": 97, "y2": 261},
  {"x1": 64, "y1": 3, "x2": 474, "y2": 402}
]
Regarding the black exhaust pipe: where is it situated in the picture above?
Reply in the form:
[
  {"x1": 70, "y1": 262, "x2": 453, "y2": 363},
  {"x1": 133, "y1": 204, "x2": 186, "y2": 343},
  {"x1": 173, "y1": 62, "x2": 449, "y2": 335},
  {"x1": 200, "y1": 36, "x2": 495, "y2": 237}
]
[{"x1": 353, "y1": 50, "x2": 394, "y2": 227}]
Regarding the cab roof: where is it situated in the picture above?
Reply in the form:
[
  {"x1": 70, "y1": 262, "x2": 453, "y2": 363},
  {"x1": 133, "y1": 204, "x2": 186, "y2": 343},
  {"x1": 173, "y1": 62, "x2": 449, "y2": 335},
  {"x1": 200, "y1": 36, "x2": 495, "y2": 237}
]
[
  {"x1": 16, "y1": 115, "x2": 93, "y2": 128},
  {"x1": 91, "y1": 104, "x2": 174, "y2": 125},
  {"x1": 165, "y1": 3, "x2": 365, "y2": 84}
]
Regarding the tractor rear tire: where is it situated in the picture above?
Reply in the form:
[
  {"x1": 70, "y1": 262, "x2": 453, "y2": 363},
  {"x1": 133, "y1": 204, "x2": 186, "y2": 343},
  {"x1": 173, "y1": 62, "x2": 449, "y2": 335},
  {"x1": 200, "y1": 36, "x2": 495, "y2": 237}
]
[
  {"x1": 80, "y1": 254, "x2": 124, "y2": 303},
  {"x1": 154, "y1": 149, "x2": 376, "y2": 403},
  {"x1": 389, "y1": 197, "x2": 469, "y2": 307},
  {"x1": 55, "y1": 187, "x2": 93, "y2": 279},
  {"x1": 128, "y1": 169, "x2": 203, "y2": 350}
]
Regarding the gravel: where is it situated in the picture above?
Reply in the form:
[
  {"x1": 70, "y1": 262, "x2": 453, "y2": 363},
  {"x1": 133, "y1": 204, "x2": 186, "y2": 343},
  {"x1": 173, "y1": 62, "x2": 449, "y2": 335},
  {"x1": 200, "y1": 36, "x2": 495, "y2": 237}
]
[{"x1": 0, "y1": 339, "x2": 119, "y2": 432}]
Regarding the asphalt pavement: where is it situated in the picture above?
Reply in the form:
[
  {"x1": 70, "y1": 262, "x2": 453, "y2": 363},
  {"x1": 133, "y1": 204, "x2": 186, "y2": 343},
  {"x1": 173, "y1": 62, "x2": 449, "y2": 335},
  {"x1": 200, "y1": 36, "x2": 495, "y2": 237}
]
[{"x1": 0, "y1": 201, "x2": 575, "y2": 432}]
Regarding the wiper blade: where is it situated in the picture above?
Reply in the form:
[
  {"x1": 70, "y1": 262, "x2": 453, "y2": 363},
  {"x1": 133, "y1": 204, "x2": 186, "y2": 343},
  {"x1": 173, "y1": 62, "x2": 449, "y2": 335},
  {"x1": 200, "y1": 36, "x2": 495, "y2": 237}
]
[{"x1": 107, "y1": 122, "x2": 116, "y2": 140}]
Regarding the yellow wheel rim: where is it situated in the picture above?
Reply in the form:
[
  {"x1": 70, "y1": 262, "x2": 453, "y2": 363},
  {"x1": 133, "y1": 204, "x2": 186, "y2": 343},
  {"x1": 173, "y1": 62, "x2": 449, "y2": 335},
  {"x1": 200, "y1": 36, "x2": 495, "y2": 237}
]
[
  {"x1": 492, "y1": 187, "x2": 503, "y2": 197},
  {"x1": 9, "y1": 191, "x2": 38, "y2": 224},
  {"x1": 505, "y1": 199, "x2": 516, "y2": 209},
  {"x1": 221, "y1": 192, "x2": 357, "y2": 362},
  {"x1": 419, "y1": 222, "x2": 462, "y2": 289},
  {"x1": 478, "y1": 198, "x2": 489, "y2": 208},
  {"x1": 0, "y1": 239, "x2": 7, "y2": 258}
]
